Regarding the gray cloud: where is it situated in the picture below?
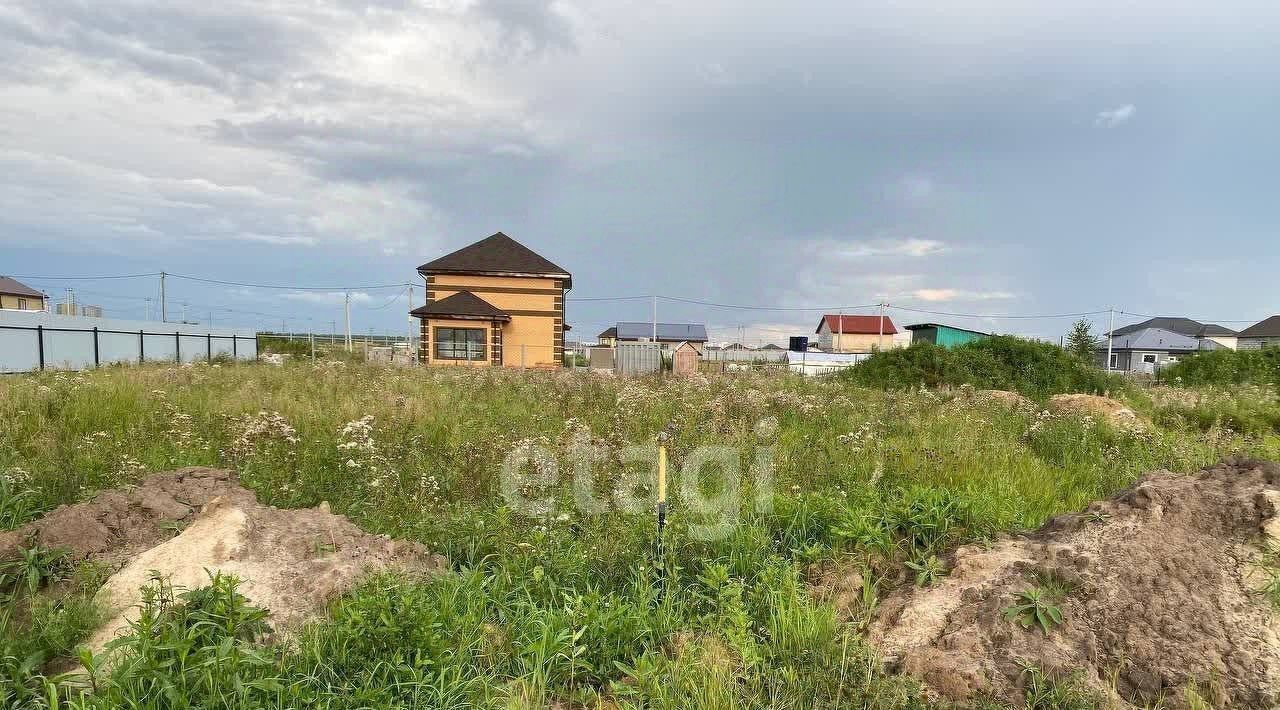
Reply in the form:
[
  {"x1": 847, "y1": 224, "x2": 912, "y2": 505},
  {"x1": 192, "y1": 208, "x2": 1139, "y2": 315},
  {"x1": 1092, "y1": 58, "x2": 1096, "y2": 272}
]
[{"x1": 2, "y1": 1, "x2": 1279, "y2": 341}]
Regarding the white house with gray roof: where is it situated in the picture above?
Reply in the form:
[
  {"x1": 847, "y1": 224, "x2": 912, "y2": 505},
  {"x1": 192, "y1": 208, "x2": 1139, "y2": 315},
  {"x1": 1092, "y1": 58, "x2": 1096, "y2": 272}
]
[{"x1": 1097, "y1": 316, "x2": 1236, "y2": 373}]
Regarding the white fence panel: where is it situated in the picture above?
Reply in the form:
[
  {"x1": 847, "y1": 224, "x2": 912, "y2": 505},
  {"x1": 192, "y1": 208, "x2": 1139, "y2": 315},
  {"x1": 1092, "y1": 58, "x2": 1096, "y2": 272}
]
[
  {"x1": 0, "y1": 311, "x2": 258, "y2": 373},
  {"x1": 42, "y1": 329, "x2": 96, "y2": 370}
]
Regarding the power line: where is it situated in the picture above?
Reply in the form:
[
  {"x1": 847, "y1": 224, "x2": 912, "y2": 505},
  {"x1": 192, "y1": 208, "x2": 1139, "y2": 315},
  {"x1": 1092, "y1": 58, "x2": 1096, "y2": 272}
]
[
  {"x1": 888, "y1": 304, "x2": 1111, "y2": 320},
  {"x1": 355, "y1": 287, "x2": 410, "y2": 310},
  {"x1": 11, "y1": 272, "x2": 160, "y2": 281},
  {"x1": 167, "y1": 273, "x2": 410, "y2": 291},
  {"x1": 1116, "y1": 310, "x2": 1261, "y2": 324},
  {"x1": 658, "y1": 296, "x2": 883, "y2": 312}
]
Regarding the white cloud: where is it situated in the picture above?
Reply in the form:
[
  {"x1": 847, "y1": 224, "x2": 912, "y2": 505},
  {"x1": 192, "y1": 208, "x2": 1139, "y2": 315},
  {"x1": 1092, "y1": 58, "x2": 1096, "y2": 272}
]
[
  {"x1": 908, "y1": 288, "x2": 1015, "y2": 302},
  {"x1": 1095, "y1": 104, "x2": 1136, "y2": 127},
  {"x1": 807, "y1": 237, "x2": 948, "y2": 260},
  {"x1": 279, "y1": 291, "x2": 373, "y2": 306}
]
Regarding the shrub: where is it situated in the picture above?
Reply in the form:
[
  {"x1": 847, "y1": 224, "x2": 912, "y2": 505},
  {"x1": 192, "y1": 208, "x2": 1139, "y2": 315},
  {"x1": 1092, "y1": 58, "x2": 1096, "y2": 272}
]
[
  {"x1": 839, "y1": 337, "x2": 1123, "y2": 399},
  {"x1": 1160, "y1": 348, "x2": 1280, "y2": 387}
]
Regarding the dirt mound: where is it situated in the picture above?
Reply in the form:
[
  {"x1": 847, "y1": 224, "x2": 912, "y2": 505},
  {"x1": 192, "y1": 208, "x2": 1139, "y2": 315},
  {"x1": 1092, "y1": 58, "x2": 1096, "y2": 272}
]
[
  {"x1": 0, "y1": 468, "x2": 446, "y2": 654},
  {"x1": 1047, "y1": 393, "x2": 1145, "y2": 429},
  {"x1": 976, "y1": 390, "x2": 1036, "y2": 411},
  {"x1": 867, "y1": 458, "x2": 1280, "y2": 708}
]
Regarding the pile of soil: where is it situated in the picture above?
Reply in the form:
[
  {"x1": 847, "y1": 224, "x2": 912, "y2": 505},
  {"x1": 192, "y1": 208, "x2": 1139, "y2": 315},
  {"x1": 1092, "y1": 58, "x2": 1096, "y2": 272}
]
[
  {"x1": 0, "y1": 467, "x2": 446, "y2": 654},
  {"x1": 975, "y1": 390, "x2": 1036, "y2": 411},
  {"x1": 867, "y1": 458, "x2": 1280, "y2": 708},
  {"x1": 1047, "y1": 393, "x2": 1146, "y2": 429}
]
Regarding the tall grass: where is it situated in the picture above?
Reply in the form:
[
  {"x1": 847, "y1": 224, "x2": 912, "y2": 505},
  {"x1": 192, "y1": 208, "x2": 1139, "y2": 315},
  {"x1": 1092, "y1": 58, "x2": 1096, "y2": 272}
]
[
  {"x1": 1, "y1": 362, "x2": 1275, "y2": 708},
  {"x1": 838, "y1": 337, "x2": 1125, "y2": 399},
  {"x1": 1159, "y1": 347, "x2": 1280, "y2": 387}
]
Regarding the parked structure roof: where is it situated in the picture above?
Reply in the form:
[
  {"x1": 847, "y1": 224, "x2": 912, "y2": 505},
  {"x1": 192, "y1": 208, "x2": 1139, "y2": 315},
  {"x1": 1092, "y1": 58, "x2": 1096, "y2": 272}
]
[{"x1": 0, "y1": 276, "x2": 45, "y2": 298}]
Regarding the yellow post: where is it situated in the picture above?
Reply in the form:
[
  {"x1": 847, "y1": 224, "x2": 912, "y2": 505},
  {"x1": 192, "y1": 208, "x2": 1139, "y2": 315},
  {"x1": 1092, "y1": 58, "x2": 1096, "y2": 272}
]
[{"x1": 657, "y1": 445, "x2": 667, "y2": 505}]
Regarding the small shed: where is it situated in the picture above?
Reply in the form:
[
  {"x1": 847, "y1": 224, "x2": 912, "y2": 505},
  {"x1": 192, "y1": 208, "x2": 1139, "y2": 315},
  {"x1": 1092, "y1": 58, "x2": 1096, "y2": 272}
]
[
  {"x1": 905, "y1": 323, "x2": 990, "y2": 348},
  {"x1": 671, "y1": 341, "x2": 701, "y2": 376}
]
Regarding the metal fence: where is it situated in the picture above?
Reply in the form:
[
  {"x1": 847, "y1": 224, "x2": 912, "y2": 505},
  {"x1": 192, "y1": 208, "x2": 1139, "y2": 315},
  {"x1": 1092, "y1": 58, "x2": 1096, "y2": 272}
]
[
  {"x1": 615, "y1": 343, "x2": 663, "y2": 375},
  {"x1": 701, "y1": 348, "x2": 788, "y2": 363},
  {"x1": 0, "y1": 311, "x2": 258, "y2": 373}
]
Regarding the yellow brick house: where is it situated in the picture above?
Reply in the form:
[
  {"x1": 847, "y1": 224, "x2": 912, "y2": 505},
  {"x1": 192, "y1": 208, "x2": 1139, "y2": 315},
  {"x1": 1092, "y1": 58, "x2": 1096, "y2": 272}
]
[
  {"x1": 411, "y1": 233, "x2": 571, "y2": 368},
  {"x1": 0, "y1": 276, "x2": 47, "y2": 311}
]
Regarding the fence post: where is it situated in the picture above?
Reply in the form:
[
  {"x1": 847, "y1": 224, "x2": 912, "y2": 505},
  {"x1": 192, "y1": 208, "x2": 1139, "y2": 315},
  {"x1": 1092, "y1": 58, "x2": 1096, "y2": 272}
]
[
  {"x1": 92, "y1": 326, "x2": 100, "y2": 368},
  {"x1": 521, "y1": 344, "x2": 526, "y2": 371},
  {"x1": 139, "y1": 330, "x2": 145, "y2": 364},
  {"x1": 175, "y1": 331, "x2": 181, "y2": 363},
  {"x1": 207, "y1": 333, "x2": 212, "y2": 362},
  {"x1": 232, "y1": 334, "x2": 237, "y2": 359},
  {"x1": 36, "y1": 325, "x2": 45, "y2": 370}
]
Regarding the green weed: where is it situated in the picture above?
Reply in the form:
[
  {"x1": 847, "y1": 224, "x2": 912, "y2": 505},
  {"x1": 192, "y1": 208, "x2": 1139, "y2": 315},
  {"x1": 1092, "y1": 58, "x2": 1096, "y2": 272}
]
[{"x1": 1003, "y1": 588, "x2": 1065, "y2": 636}]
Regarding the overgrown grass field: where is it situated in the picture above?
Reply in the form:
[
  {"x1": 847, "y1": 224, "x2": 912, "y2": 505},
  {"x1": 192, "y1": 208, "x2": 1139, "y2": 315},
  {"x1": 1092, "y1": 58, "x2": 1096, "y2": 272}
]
[{"x1": 2, "y1": 360, "x2": 1278, "y2": 708}]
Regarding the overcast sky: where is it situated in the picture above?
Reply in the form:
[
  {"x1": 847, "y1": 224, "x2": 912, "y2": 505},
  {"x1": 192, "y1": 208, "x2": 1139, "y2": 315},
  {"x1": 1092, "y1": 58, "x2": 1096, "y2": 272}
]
[{"x1": 2, "y1": 0, "x2": 1277, "y2": 343}]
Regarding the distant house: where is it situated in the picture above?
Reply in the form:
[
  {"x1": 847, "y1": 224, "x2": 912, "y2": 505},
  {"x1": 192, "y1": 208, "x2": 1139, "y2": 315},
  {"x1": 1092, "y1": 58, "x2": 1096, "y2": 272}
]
[
  {"x1": 0, "y1": 276, "x2": 46, "y2": 312},
  {"x1": 410, "y1": 232, "x2": 571, "y2": 368},
  {"x1": 757, "y1": 343, "x2": 784, "y2": 351},
  {"x1": 814, "y1": 314, "x2": 899, "y2": 353},
  {"x1": 613, "y1": 322, "x2": 709, "y2": 347},
  {"x1": 597, "y1": 327, "x2": 618, "y2": 347},
  {"x1": 1238, "y1": 316, "x2": 1280, "y2": 350},
  {"x1": 1098, "y1": 316, "x2": 1238, "y2": 372},
  {"x1": 905, "y1": 323, "x2": 990, "y2": 348}
]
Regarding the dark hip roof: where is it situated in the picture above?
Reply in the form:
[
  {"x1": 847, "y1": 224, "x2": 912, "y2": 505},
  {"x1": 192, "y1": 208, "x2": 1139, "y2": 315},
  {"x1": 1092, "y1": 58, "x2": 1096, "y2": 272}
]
[
  {"x1": 409, "y1": 291, "x2": 511, "y2": 321},
  {"x1": 1110, "y1": 316, "x2": 1238, "y2": 338},
  {"x1": 1239, "y1": 315, "x2": 1280, "y2": 338},
  {"x1": 417, "y1": 232, "x2": 572, "y2": 288},
  {"x1": 0, "y1": 276, "x2": 45, "y2": 298},
  {"x1": 615, "y1": 322, "x2": 709, "y2": 342},
  {"x1": 597, "y1": 326, "x2": 617, "y2": 339}
]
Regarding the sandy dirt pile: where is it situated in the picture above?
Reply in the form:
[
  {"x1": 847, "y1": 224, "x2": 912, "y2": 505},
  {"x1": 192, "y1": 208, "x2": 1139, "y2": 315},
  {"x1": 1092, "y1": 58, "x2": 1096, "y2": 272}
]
[
  {"x1": 867, "y1": 458, "x2": 1280, "y2": 708},
  {"x1": 1047, "y1": 393, "x2": 1146, "y2": 429},
  {"x1": 0, "y1": 467, "x2": 446, "y2": 653},
  {"x1": 975, "y1": 390, "x2": 1036, "y2": 411}
]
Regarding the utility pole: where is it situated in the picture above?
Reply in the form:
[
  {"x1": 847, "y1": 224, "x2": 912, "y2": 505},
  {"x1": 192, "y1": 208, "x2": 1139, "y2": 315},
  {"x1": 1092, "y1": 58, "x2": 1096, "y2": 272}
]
[
  {"x1": 837, "y1": 309, "x2": 843, "y2": 353},
  {"x1": 159, "y1": 272, "x2": 167, "y2": 323},
  {"x1": 344, "y1": 292, "x2": 352, "y2": 352},
  {"x1": 1106, "y1": 307, "x2": 1115, "y2": 371},
  {"x1": 408, "y1": 284, "x2": 417, "y2": 364},
  {"x1": 878, "y1": 302, "x2": 886, "y2": 350},
  {"x1": 651, "y1": 295, "x2": 657, "y2": 342}
]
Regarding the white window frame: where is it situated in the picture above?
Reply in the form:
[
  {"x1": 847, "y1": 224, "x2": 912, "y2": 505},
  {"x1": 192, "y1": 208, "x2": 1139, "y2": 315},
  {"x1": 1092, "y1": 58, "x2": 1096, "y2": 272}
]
[{"x1": 1141, "y1": 353, "x2": 1157, "y2": 364}]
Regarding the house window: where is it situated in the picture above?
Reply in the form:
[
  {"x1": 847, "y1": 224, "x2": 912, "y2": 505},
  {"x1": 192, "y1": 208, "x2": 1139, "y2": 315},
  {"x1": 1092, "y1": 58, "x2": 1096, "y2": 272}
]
[
  {"x1": 1142, "y1": 354, "x2": 1157, "y2": 364},
  {"x1": 434, "y1": 327, "x2": 487, "y2": 360},
  {"x1": 1109, "y1": 354, "x2": 1118, "y2": 369},
  {"x1": 16, "y1": 298, "x2": 27, "y2": 310}
]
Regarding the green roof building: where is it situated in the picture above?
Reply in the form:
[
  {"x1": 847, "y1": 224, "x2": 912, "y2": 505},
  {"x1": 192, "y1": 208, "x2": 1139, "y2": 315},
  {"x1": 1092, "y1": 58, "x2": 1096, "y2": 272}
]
[{"x1": 905, "y1": 323, "x2": 991, "y2": 348}]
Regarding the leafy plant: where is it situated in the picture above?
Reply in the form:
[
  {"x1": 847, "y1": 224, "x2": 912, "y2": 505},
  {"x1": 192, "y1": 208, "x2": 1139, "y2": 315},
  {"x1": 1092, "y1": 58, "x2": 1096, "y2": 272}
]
[
  {"x1": 1003, "y1": 588, "x2": 1064, "y2": 635},
  {"x1": 1020, "y1": 663, "x2": 1099, "y2": 709},
  {"x1": 0, "y1": 476, "x2": 41, "y2": 529},
  {"x1": 904, "y1": 555, "x2": 945, "y2": 587},
  {"x1": 0, "y1": 544, "x2": 69, "y2": 597}
]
